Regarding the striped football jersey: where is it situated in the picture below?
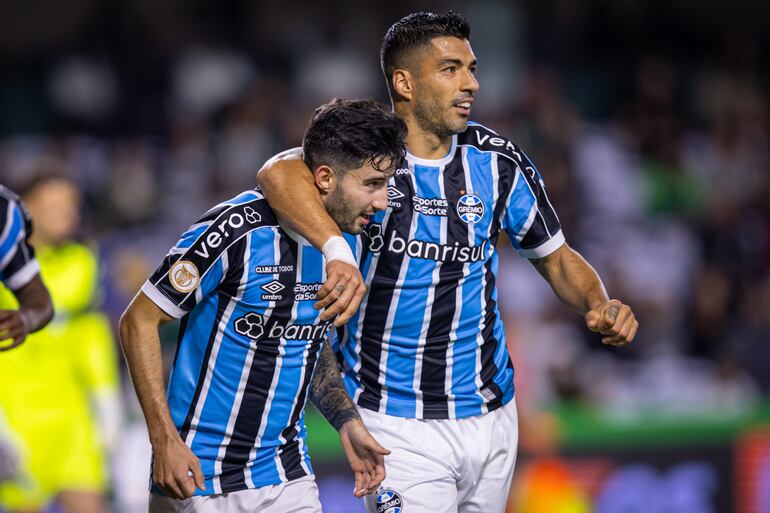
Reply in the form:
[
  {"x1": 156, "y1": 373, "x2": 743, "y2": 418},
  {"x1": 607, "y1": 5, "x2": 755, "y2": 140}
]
[
  {"x1": 337, "y1": 122, "x2": 565, "y2": 420},
  {"x1": 142, "y1": 189, "x2": 342, "y2": 495},
  {"x1": 0, "y1": 185, "x2": 39, "y2": 291}
]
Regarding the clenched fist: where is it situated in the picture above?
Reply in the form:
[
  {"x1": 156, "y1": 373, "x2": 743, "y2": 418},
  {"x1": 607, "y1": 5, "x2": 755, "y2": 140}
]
[{"x1": 585, "y1": 299, "x2": 638, "y2": 346}]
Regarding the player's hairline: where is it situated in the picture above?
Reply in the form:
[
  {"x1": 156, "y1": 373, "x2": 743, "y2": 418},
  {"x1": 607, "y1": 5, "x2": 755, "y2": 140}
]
[{"x1": 383, "y1": 34, "x2": 472, "y2": 75}]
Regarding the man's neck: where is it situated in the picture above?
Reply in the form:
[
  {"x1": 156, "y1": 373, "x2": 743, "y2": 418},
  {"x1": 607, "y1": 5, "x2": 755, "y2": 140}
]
[{"x1": 397, "y1": 109, "x2": 453, "y2": 161}]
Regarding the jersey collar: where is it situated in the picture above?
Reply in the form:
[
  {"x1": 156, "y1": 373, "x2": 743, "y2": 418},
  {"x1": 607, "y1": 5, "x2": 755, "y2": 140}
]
[{"x1": 406, "y1": 134, "x2": 457, "y2": 167}]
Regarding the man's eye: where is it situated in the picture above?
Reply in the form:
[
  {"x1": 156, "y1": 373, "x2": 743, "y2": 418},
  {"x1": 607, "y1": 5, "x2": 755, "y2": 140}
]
[{"x1": 444, "y1": 66, "x2": 456, "y2": 73}]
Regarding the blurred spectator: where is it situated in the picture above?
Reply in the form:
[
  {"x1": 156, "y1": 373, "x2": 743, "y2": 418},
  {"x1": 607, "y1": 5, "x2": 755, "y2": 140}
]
[{"x1": 0, "y1": 164, "x2": 120, "y2": 513}]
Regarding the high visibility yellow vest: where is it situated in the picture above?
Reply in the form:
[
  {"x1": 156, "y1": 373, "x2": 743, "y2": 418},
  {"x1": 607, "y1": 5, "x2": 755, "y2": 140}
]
[{"x1": 0, "y1": 241, "x2": 119, "y2": 426}]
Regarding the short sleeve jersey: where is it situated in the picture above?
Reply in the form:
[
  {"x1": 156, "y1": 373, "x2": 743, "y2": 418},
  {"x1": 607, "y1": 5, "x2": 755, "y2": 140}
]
[
  {"x1": 338, "y1": 122, "x2": 565, "y2": 420},
  {"x1": 142, "y1": 189, "x2": 343, "y2": 495}
]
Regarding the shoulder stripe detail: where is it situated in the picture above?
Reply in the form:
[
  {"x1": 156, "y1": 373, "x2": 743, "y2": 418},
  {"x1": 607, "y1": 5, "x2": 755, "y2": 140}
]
[
  {"x1": 517, "y1": 230, "x2": 565, "y2": 259},
  {"x1": 153, "y1": 199, "x2": 277, "y2": 306},
  {"x1": 141, "y1": 280, "x2": 187, "y2": 318},
  {"x1": 458, "y1": 124, "x2": 524, "y2": 165},
  {"x1": 4, "y1": 259, "x2": 39, "y2": 290}
]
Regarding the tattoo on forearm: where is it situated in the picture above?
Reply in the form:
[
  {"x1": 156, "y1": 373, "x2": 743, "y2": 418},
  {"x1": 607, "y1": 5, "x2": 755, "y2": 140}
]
[{"x1": 310, "y1": 342, "x2": 360, "y2": 431}]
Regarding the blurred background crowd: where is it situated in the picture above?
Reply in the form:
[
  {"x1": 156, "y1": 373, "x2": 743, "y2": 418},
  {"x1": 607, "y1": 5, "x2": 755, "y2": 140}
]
[{"x1": 0, "y1": 0, "x2": 769, "y2": 512}]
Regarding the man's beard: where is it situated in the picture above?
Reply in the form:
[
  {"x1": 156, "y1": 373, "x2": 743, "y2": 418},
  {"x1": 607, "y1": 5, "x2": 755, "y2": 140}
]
[
  {"x1": 413, "y1": 97, "x2": 466, "y2": 139},
  {"x1": 325, "y1": 187, "x2": 361, "y2": 235}
]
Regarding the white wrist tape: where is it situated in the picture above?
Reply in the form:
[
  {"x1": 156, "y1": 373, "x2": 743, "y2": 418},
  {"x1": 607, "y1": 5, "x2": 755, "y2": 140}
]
[{"x1": 322, "y1": 236, "x2": 357, "y2": 266}]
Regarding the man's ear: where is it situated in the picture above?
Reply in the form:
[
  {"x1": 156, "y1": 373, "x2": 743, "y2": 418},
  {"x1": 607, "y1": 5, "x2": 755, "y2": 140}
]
[
  {"x1": 392, "y1": 69, "x2": 414, "y2": 101},
  {"x1": 314, "y1": 165, "x2": 336, "y2": 193}
]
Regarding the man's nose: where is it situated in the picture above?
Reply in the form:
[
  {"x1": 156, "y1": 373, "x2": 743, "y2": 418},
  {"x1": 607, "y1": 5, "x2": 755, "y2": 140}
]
[
  {"x1": 462, "y1": 68, "x2": 479, "y2": 94},
  {"x1": 372, "y1": 187, "x2": 388, "y2": 211}
]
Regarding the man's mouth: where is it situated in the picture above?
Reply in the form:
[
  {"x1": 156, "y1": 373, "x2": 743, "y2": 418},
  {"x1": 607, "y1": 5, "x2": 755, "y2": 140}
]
[{"x1": 454, "y1": 99, "x2": 473, "y2": 116}]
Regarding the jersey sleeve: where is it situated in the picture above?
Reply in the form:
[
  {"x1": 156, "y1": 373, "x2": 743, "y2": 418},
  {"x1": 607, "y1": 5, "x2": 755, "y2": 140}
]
[
  {"x1": 0, "y1": 194, "x2": 40, "y2": 290},
  {"x1": 141, "y1": 198, "x2": 268, "y2": 318},
  {"x1": 502, "y1": 149, "x2": 565, "y2": 259}
]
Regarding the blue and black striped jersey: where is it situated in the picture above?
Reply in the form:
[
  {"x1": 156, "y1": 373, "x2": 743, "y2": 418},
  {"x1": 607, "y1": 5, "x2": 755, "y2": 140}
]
[
  {"x1": 0, "y1": 185, "x2": 39, "y2": 291},
  {"x1": 337, "y1": 123, "x2": 565, "y2": 420},
  {"x1": 142, "y1": 189, "x2": 341, "y2": 495}
]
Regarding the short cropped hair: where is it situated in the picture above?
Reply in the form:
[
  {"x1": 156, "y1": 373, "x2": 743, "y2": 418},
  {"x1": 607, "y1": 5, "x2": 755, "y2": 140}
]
[
  {"x1": 302, "y1": 98, "x2": 407, "y2": 175},
  {"x1": 380, "y1": 11, "x2": 471, "y2": 79}
]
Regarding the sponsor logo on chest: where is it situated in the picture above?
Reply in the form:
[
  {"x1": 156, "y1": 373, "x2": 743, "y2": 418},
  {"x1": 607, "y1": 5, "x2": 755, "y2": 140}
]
[
  {"x1": 192, "y1": 206, "x2": 262, "y2": 259},
  {"x1": 294, "y1": 282, "x2": 323, "y2": 301},
  {"x1": 413, "y1": 195, "x2": 448, "y2": 216},
  {"x1": 234, "y1": 312, "x2": 331, "y2": 342}
]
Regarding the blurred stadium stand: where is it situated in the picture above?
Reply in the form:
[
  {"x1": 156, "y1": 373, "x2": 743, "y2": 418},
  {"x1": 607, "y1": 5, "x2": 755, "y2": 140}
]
[{"x1": 0, "y1": 0, "x2": 769, "y2": 511}]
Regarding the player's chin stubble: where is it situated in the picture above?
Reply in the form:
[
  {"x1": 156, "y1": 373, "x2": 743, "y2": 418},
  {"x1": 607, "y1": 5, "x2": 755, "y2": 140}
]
[
  {"x1": 325, "y1": 189, "x2": 361, "y2": 235},
  {"x1": 414, "y1": 98, "x2": 459, "y2": 139}
]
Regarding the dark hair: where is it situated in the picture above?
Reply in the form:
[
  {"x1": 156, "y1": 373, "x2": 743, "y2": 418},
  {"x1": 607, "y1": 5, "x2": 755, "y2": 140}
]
[
  {"x1": 16, "y1": 158, "x2": 74, "y2": 199},
  {"x1": 302, "y1": 98, "x2": 407, "y2": 175},
  {"x1": 380, "y1": 11, "x2": 471, "y2": 80}
]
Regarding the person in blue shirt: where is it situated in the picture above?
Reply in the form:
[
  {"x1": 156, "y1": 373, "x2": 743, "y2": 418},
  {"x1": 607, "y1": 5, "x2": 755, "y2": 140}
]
[
  {"x1": 119, "y1": 98, "x2": 407, "y2": 513},
  {"x1": 256, "y1": 12, "x2": 638, "y2": 513}
]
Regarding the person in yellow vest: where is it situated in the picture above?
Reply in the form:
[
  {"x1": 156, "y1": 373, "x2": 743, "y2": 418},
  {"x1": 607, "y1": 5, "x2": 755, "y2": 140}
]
[
  {"x1": 0, "y1": 184, "x2": 55, "y2": 484},
  {"x1": 0, "y1": 166, "x2": 120, "y2": 513}
]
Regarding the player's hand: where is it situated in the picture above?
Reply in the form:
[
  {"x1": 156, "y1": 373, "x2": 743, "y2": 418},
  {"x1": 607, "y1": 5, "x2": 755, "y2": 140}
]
[
  {"x1": 338, "y1": 418, "x2": 390, "y2": 497},
  {"x1": 315, "y1": 261, "x2": 366, "y2": 327},
  {"x1": 585, "y1": 299, "x2": 638, "y2": 346},
  {"x1": 0, "y1": 309, "x2": 29, "y2": 351},
  {"x1": 151, "y1": 436, "x2": 205, "y2": 499}
]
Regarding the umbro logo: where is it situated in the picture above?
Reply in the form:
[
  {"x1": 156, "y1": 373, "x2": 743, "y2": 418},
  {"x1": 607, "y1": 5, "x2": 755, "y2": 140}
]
[
  {"x1": 387, "y1": 186, "x2": 405, "y2": 200},
  {"x1": 261, "y1": 280, "x2": 285, "y2": 293},
  {"x1": 388, "y1": 186, "x2": 405, "y2": 208},
  {"x1": 261, "y1": 280, "x2": 285, "y2": 300}
]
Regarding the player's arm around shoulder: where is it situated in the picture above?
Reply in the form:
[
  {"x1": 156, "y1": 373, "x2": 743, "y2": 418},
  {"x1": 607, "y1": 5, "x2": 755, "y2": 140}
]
[
  {"x1": 119, "y1": 293, "x2": 205, "y2": 499},
  {"x1": 257, "y1": 149, "x2": 366, "y2": 327},
  {"x1": 530, "y1": 243, "x2": 638, "y2": 346},
  {"x1": 257, "y1": 147, "x2": 341, "y2": 250}
]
